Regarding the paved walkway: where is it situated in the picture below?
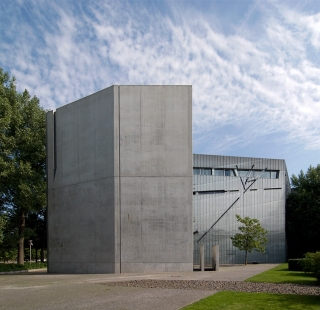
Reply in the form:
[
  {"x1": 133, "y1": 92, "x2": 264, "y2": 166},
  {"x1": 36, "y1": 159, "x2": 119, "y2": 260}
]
[{"x1": 0, "y1": 264, "x2": 278, "y2": 310}]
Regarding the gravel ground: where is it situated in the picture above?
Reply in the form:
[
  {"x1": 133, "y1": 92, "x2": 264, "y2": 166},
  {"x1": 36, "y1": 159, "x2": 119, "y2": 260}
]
[{"x1": 101, "y1": 279, "x2": 320, "y2": 296}]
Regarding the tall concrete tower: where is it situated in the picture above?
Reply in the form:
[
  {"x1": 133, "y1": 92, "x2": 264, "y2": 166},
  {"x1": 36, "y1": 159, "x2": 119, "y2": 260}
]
[{"x1": 47, "y1": 85, "x2": 193, "y2": 273}]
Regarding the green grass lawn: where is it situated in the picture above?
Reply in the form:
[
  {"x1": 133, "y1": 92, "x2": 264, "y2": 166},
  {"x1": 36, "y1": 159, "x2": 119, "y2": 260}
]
[
  {"x1": 181, "y1": 291, "x2": 320, "y2": 310},
  {"x1": 0, "y1": 262, "x2": 47, "y2": 272},
  {"x1": 182, "y1": 264, "x2": 320, "y2": 309},
  {"x1": 246, "y1": 263, "x2": 318, "y2": 285}
]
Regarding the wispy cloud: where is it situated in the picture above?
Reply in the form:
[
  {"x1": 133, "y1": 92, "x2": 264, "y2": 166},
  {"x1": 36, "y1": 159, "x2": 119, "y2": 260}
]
[{"x1": 0, "y1": 0, "x2": 319, "y2": 156}]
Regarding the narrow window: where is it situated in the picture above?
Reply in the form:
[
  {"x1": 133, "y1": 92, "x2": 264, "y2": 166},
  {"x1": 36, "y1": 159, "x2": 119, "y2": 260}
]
[
  {"x1": 262, "y1": 171, "x2": 271, "y2": 178},
  {"x1": 224, "y1": 169, "x2": 235, "y2": 177},
  {"x1": 238, "y1": 170, "x2": 248, "y2": 177},
  {"x1": 198, "y1": 190, "x2": 226, "y2": 195},
  {"x1": 213, "y1": 169, "x2": 224, "y2": 176},
  {"x1": 193, "y1": 168, "x2": 201, "y2": 175},
  {"x1": 202, "y1": 168, "x2": 212, "y2": 175}
]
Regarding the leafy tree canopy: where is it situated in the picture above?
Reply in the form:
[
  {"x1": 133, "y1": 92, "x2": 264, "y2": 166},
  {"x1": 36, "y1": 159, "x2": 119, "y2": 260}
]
[
  {"x1": 286, "y1": 165, "x2": 320, "y2": 258},
  {"x1": 0, "y1": 214, "x2": 6, "y2": 244},
  {"x1": 231, "y1": 214, "x2": 268, "y2": 265},
  {"x1": 0, "y1": 67, "x2": 46, "y2": 264}
]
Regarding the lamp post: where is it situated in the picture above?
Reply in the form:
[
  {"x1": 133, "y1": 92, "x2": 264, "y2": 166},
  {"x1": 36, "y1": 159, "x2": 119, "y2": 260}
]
[{"x1": 29, "y1": 240, "x2": 33, "y2": 262}]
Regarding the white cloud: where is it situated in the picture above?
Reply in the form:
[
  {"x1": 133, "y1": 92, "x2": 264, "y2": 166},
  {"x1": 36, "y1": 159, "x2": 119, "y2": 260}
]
[{"x1": 0, "y1": 0, "x2": 319, "y2": 154}]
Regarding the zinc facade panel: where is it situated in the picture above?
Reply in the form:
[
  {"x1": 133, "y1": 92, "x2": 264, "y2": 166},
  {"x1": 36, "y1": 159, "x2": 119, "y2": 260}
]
[{"x1": 193, "y1": 154, "x2": 289, "y2": 265}]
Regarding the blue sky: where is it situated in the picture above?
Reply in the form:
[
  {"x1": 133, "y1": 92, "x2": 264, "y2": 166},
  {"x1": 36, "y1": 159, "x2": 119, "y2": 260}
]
[{"x1": 1, "y1": 0, "x2": 319, "y2": 178}]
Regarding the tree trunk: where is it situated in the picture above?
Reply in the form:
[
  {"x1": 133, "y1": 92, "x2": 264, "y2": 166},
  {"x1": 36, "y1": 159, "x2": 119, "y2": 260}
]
[
  {"x1": 18, "y1": 212, "x2": 25, "y2": 265},
  {"x1": 245, "y1": 250, "x2": 248, "y2": 265}
]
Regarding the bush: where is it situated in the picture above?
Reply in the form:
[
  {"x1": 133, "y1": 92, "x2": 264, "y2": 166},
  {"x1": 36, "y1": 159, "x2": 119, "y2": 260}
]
[
  {"x1": 288, "y1": 259, "x2": 303, "y2": 271},
  {"x1": 300, "y1": 252, "x2": 320, "y2": 283},
  {"x1": 0, "y1": 262, "x2": 47, "y2": 272}
]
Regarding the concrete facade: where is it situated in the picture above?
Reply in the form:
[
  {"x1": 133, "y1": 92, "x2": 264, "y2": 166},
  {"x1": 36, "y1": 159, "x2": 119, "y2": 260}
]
[
  {"x1": 47, "y1": 85, "x2": 193, "y2": 273},
  {"x1": 193, "y1": 154, "x2": 290, "y2": 265}
]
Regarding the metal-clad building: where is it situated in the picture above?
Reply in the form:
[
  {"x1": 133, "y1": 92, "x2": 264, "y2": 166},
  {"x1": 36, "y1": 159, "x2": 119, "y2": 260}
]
[{"x1": 193, "y1": 154, "x2": 290, "y2": 265}]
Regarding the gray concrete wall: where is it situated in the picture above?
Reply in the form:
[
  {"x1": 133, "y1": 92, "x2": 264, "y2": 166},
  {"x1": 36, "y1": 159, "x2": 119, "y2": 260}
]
[
  {"x1": 47, "y1": 86, "x2": 118, "y2": 273},
  {"x1": 118, "y1": 86, "x2": 193, "y2": 272},
  {"x1": 47, "y1": 85, "x2": 193, "y2": 273}
]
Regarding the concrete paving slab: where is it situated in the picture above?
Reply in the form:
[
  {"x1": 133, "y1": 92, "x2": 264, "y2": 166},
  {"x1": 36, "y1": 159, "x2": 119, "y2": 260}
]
[{"x1": 0, "y1": 264, "x2": 278, "y2": 310}]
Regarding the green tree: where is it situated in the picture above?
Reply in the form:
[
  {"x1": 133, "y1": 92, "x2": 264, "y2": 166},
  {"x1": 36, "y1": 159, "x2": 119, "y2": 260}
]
[
  {"x1": 0, "y1": 214, "x2": 6, "y2": 244},
  {"x1": 231, "y1": 214, "x2": 268, "y2": 265},
  {"x1": 0, "y1": 68, "x2": 46, "y2": 264},
  {"x1": 25, "y1": 209, "x2": 47, "y2": 262},
  {"x1": 286, "y1": 165, "x2": 320, "y2": 258},
  {"x1": 0, "y1": 215, "x2": 18, "y2": 262}
]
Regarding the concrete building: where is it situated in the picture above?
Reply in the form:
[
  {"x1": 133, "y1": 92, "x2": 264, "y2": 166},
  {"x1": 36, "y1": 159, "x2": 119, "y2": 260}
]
[
  {"x1": 47, "y1": 85, "x2": 193, "y2": 273},
  {"x1": 193, "y1": 154, "x2": 290, "y2": 266},
  {"x1": 47, "y1": 85, "x2": 290, "y2": 273}
]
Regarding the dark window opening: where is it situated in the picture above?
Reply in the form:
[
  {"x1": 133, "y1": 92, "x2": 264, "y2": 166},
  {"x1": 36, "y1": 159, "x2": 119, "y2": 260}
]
[
  {"x1": 193, "y1": 189, "x2": 238, "y2": 195},
  {"x1": 193, "y1": 190, "x2": 226, "y2": 195},
  {"x1": 237, "y1": 169, "x2": 279, "y2": 179},
  {"x1": 213, "y1": 169, "x2": 236, "y2": 177},
  {"x1": 213, "y1": 169, "x2": 224, "y2": 176},
  {"x1": 193, "y1": 167, "x2": 280, "y2": 179},
  {"x1": 193, "y1": 168, "x2": 212, "y2": 175}
]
